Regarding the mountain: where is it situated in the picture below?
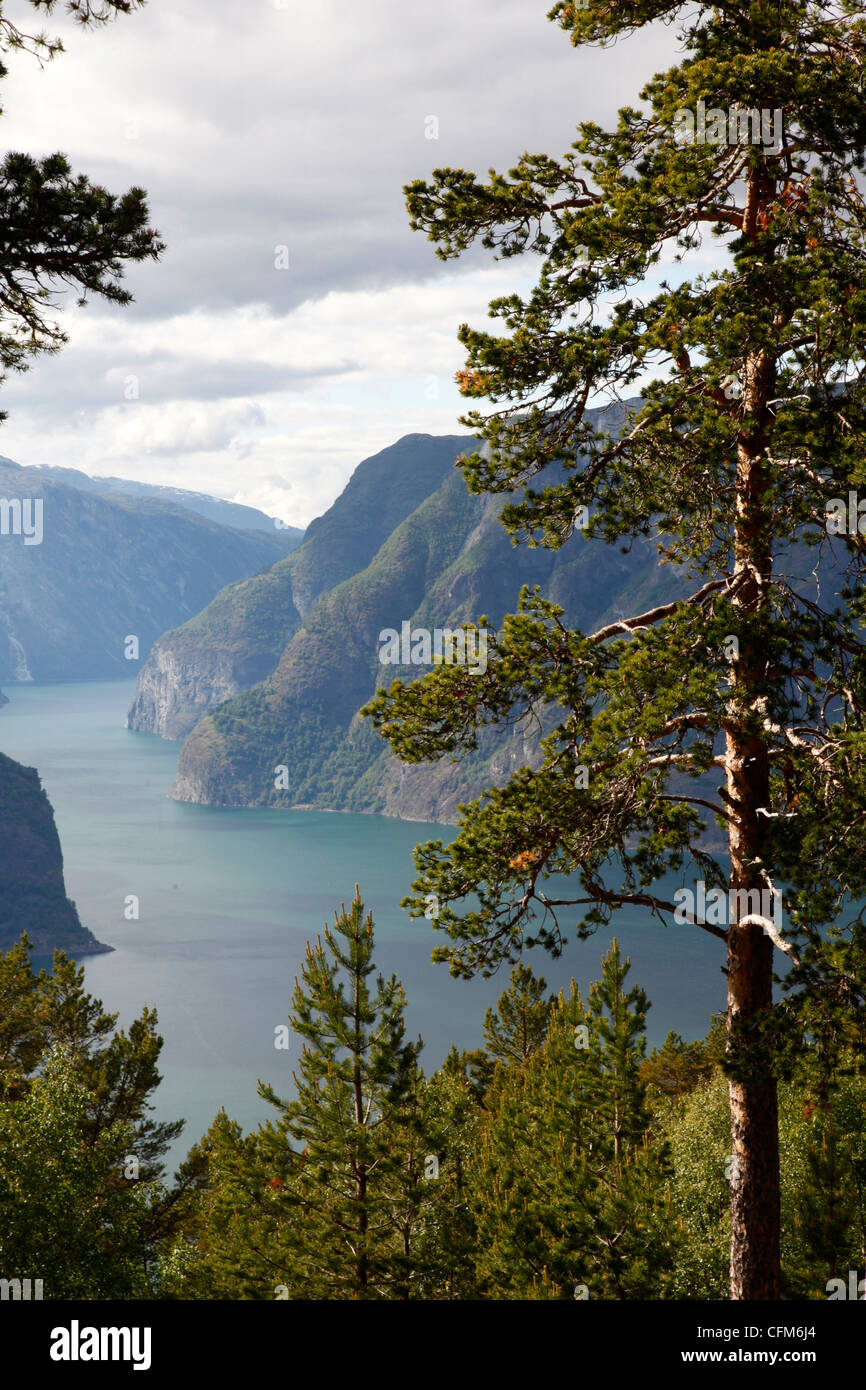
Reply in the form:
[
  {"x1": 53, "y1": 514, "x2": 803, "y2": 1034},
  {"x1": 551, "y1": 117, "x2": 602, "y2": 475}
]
[
  {"x1": 0, "y1": 752, "x2": 108, "y2": 958},
  {"x1": 126, "y1": 432, "x2": 480, "y2": 738},
  {"x1": 12, "y1": 457, "x2": 304, "y2": 542},
  {"x1": 129, "y1": 409, "x2": 695, "y2": 820},
  {"x1": 0, "y1": 457, "x2": 300, "y2": 684}
]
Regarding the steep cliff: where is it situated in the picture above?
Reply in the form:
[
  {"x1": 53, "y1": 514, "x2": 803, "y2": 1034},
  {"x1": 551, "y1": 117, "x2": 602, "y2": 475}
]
[
  {"x1": 157, "y1": 403, "x2": 692, "y2": 819},
  {"x1": 127, "y1": 433, "x2": 478, "y2": 739},
  {"x1": 132, "y1": 401, "x2": 852, "y2": 824},
  {"x1": 0, "y1": 752, "x2": 108, "y2": 957}
]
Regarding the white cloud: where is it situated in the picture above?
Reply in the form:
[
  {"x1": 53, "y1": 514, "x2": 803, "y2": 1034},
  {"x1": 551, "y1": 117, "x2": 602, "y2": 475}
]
[{"x1": 0, "y1": 0, "x2": 687, "y2": 525}]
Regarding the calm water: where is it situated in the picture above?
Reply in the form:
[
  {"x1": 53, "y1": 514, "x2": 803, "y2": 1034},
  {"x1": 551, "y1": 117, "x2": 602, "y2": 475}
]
[{"x1": 0, "y1": 680, "x2": 727, "y2": 1172}]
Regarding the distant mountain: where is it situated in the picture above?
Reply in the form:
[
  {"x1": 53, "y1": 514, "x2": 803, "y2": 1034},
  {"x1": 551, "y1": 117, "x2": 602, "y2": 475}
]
[
  {"x1": 0, "y1": 457, "x2": 299, "y2": 683},
  {"x1": 129, "y1": 410, "x2": 695, "y2": 819},
  {"x1": 10, "y1": 457, "x2": 304, "y2": 543},
  {"x1": 0, "y1": 752, "x2": 108, "y2": 957}
]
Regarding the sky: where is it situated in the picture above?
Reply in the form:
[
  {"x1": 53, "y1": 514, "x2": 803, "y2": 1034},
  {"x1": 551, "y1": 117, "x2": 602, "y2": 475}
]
[{"x1": 0, "y1": 0, "x2": 684, "y2": 526}]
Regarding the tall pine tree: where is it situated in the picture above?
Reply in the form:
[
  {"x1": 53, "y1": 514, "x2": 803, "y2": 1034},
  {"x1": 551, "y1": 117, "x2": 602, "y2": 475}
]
[
  {"x1": 256, "y1": 889, "x2": 424, "y2": 1299},
  {"x1": 366, "y1": 0, "x2": 866, "y2": 1298}
]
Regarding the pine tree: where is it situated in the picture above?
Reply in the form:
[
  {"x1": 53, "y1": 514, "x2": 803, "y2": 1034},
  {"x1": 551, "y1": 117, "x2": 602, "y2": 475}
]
[
  {"x1": 413, "y1": 1054, "x2": 481, "y2": 1298},
  {"x1": 0, "y1": 935, "x2": 43, "y2": 1095},
  {"x1": 0, "y1": 938, "x2": 189, "y2": 1272},
  {"x1": 587, "y1": 941, "x2": 651, "y2": 1159},
  {"x1": 256, "y1": 889, "x2": 425, "y2": 1299},
  {"x1": 462, "y1": 961, "x2": 552, "y2": 1098},
  {"x1": 471, "y1": 946, "x2": 676, "y2": 1298},
  {"x1": 483, "y1": 960, "x2": 552, "y2": 1063},
  {"x1": 365, "y1": 0, "x2": 866, "y2": 1298},
  {"x1": 641, "y1": 1019, "x2": 726, "y2": 1105},
  {"x1": 162, "y1": 1111, "x2": 295, "y2": 1300}
]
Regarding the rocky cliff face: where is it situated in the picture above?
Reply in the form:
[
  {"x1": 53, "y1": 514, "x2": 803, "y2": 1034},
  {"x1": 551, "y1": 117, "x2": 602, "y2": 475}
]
[
  {"x1": 0, "y1": 752, "x2": 109, "y2": 958},
  {"x1": 127, "y1": 433, "x2": 477, "y2": 739},
  {"x1": 158, "y1": 408, "x2": 689, "y2": 822},
  {"x1": 125, "y1": 643, "x2": 248, "y2": 741},
  {"x1": 126, "y1": 562, "x2": 304, "y2": 738},
  {"x1": 127, "y1": 403, "x2": 854, "y2": 825}
]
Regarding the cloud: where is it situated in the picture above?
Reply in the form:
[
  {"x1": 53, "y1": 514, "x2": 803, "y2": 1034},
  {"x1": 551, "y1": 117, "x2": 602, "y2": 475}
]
[{"x1": 0, "y1": 0, "x2": 684, "y2": 524}]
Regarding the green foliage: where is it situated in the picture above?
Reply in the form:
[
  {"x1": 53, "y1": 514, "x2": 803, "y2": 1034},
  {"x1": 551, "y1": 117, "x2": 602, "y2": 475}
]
[
  {"x1": 664, "y1": 1048, "x2": 866, "y2": 1299},
  {"x1": 470, "y1": 942, "x2": 677, "y2": 1299},
  {"x1": 367, "y1": 0, "x2": 866, "y2": 1007},
  {"x1": 483, "y1": 960, "x2": 552, "y2": 1064},
  {"x1": 256, "y1": 892, "x2": 428, "y2": 1298},
  {"x1": 641, "y1": 1017, "x2": 726, "y2": 1105},
  {"x1": 370, "y1": 0, "x2": 866, "y2": 1300},
  {"x1": 0, "y1": 936, "x2": 43, "y2": 1090},
  {"x1": 0, "y1": 1045, "x2": 156, "y2": 1299},
  {"x1": 410, "y1": 1062, "x2": 481, "y2": 1298},
  {"x1": 135, "y1": 916, "x2": 866, "y2": 1302},
  {"x1": 664, "y1": 1068, "x2": 732, "y2": 1298},
  {"x1": 179, "y1": 892, "x2": 434, "y2": 1299},
  {"x1": 0, "y1": 937, "x2": 188, "y2": 1296}
]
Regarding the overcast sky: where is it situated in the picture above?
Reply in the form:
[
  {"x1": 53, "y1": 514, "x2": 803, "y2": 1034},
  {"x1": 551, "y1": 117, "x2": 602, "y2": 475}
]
[{"x1": 0, "y1": 0, "x2": 682, "y2": 525}]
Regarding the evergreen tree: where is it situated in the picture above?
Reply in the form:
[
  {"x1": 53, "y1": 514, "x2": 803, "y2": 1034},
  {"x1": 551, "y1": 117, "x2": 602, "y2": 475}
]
[
  {"x1": 366, "y1": 0, "x2": 866, "y2": 1298},
  {"x1": 0, "y1": 935, "x2": 43, "y2": 1095},
  {"x1": 483, "y1": 960, "x2": 552, "y2": 1064},
  {"x1": 641, "y1": 1018, "x2": 726, "y2": 1104},
  {"x1": 471, "y1": 945, "x2": 676, "y2": 1298},
  {"x1": 587, "y1": 941, "x2": 651, "y2": 1158},
  {"x1": 462, "y1": 961, "x2": 552, "y2": 1099},
  {"x1": 3, "y1": 947, "x2": 185, "y2": 1181},
  {"x1": 255, "y1": 889, "x2": 425, "y2": 1299},
  {"x1": 160, "y1": 1111, "x2": 295, "y2": 1300},
  {"x1": 412, "y1": 1055, "x2": 481, "y2": 1299},
  {"x1": 159, "y1": 900, "x2": 485, "y2": 1301}
]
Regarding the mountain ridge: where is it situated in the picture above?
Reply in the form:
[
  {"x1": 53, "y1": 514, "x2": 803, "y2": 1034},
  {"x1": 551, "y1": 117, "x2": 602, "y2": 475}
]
[
  {"x1": 0, "y1": 457, "x2": 299, "y2": 684},
  {"x1": 3, "y1": 455, "x2": 304, "y2": 541}
]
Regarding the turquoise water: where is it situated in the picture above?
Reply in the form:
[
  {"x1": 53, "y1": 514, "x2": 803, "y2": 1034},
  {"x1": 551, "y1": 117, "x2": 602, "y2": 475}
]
[{"x1": 0, "y1": 681, "x2": 728, "y2": 1172}]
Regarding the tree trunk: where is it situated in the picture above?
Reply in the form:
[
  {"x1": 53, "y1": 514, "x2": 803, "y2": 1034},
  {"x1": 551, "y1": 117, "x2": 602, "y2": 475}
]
[
  {"x1": 724, "y1": 162, "x2": 781, "y2": 1300},
  {"x1": 353, "y1": 959, "x2": 368, "y2": 1295},
  {"x1": 726, "y1": 916, "x2": 780, "y2": 1298}
]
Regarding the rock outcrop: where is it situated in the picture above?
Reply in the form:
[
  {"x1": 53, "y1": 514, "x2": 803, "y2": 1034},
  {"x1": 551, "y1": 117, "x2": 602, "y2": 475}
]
[{"x1": 0, "y1": 752, "x2": 109, "y2": 958}]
